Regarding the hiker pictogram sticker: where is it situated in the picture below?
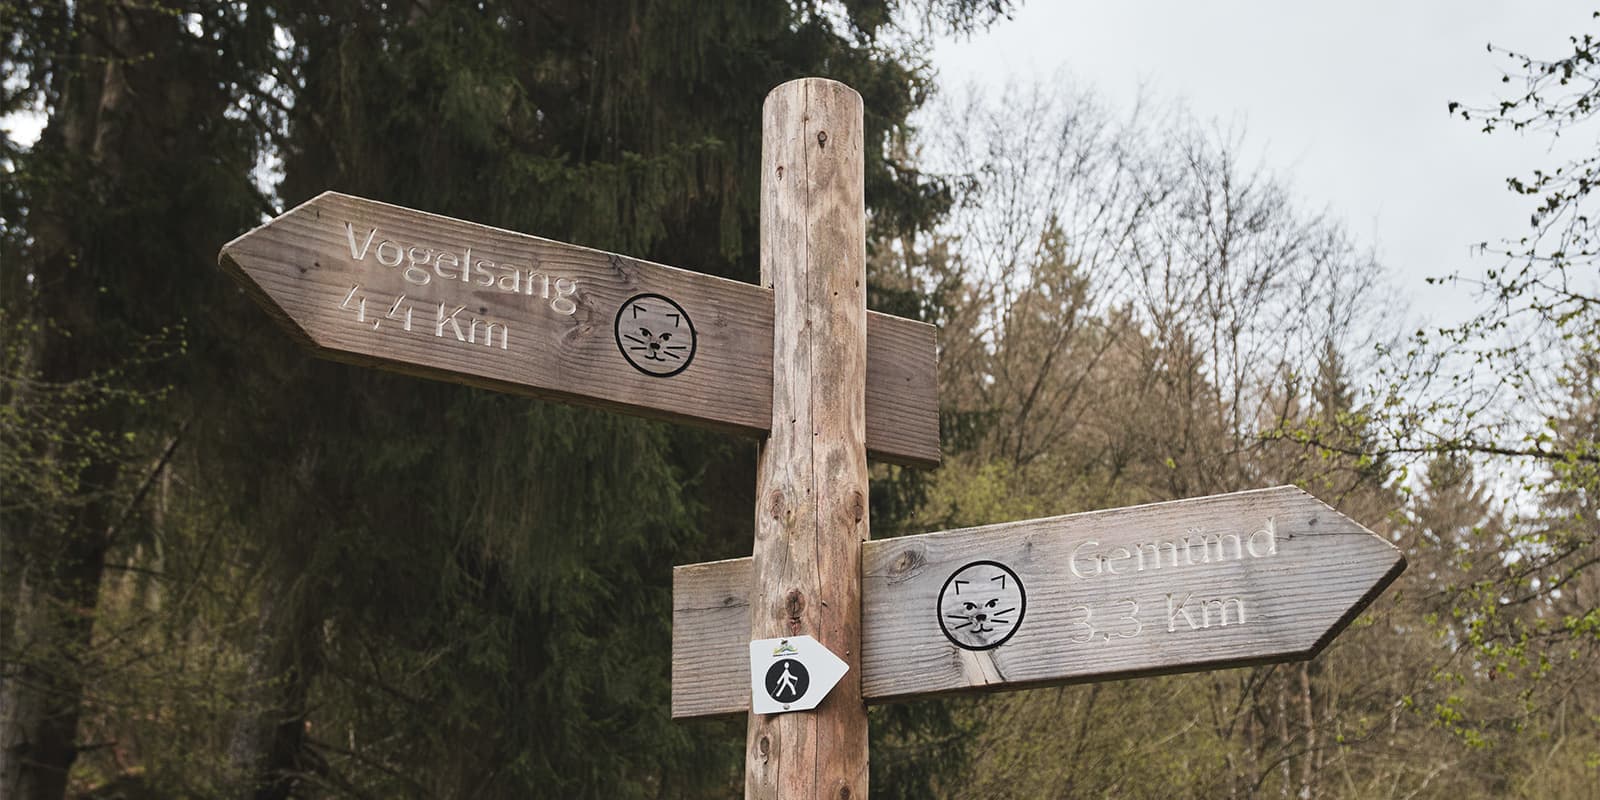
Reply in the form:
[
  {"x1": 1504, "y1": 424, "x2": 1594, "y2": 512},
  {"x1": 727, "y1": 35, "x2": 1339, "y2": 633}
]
[{"x1": 748, "y1": 635, "x2": 849, "y2": 714}]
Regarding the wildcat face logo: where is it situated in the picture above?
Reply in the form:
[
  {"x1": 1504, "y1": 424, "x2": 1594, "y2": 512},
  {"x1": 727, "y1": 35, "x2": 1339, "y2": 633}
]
[
  {"x1": 938, "y1": 561, "x2": 1026, "y2": 651},
  {"x1": 615, "y1": 293, "x2": 696, "y2": 377}
]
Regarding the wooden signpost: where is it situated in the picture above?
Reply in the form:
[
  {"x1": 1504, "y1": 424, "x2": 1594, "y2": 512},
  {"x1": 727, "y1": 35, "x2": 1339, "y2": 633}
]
[{"x1": 221, "y1": 78, "x2": 1405, "y2": 799}]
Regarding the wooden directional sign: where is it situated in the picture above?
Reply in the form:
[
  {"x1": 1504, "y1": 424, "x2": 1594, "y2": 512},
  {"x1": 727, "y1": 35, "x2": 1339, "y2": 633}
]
[
  {"x1": 218, "y1": 191, "x2": 940, "y2": 467},
  {"x1": 671, "y1": 486, "x2": 1405, "y2": 718}
]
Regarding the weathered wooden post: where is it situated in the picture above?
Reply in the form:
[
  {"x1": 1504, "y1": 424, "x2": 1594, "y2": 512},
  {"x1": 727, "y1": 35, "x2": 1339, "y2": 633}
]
[{"x1": 747, "y1": 78, "x2": 870, "y2": 799}]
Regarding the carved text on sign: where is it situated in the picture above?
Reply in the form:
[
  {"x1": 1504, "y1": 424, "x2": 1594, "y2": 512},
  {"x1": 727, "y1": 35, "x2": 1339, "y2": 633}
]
[
  {"x1": 340, "y1": 285, "x2": 510, "y2": 350},
  {"x1": 1068, "y1": 517, "x2": 1278, "y2": 578},
  {"x1": 1061, "y1": 592, "x2": 1249, "y2": 643},
  {"x1": 344, "y1": 222, "x2": 578, "y2": 315}
]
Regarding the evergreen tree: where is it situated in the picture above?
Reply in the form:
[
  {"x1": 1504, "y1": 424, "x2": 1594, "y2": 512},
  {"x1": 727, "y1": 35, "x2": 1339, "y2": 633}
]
[
  {"x1": 4, "y1": 1, "x2": 1009, "y2": 797},
  {"x1": 2, "y1": 3, "x2": 277, "y2": 797}
]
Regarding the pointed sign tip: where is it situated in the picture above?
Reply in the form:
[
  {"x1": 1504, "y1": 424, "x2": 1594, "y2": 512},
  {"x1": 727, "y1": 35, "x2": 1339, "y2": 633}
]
[{"x1": 1301, "y1": 543, "x2": 1408, "y2": 659}]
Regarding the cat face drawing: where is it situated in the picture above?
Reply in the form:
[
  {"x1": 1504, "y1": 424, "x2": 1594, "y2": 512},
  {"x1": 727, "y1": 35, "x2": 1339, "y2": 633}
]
[
  {"x1": 937, "y1": 561, "x2": 1026, "y2": 651},
  {"x1": 615, "y1": 293, "x2": 696, "y2": 377}
]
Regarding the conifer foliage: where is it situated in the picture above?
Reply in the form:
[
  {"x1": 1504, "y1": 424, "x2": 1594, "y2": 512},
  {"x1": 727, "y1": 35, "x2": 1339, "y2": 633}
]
[{"x1": 2, "y1": 2, "x2": 1006, "y2": 797}]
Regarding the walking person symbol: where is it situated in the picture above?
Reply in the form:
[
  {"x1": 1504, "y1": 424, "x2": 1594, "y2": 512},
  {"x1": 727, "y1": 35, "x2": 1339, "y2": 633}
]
[
  {"x1": 775, "y1": 664, "x2": 799, "y2": 697},
  {"x1": 764, "y1": 658, "x2": 810, "y2": 704}
]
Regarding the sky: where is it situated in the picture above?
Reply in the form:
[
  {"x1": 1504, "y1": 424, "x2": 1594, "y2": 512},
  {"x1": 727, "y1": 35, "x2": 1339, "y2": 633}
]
[{"x1": 930, "y1": 1, "x2": 1592, "y2": 327}]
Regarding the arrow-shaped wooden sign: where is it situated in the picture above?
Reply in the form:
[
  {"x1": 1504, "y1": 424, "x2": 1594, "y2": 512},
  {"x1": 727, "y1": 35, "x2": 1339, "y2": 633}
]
[
  {"x1": 219, "y1": 191, "x2": 940, "y2": 467},
  {"x1": 671, "y1": 485, "x2": 1405, "y2": 718}
]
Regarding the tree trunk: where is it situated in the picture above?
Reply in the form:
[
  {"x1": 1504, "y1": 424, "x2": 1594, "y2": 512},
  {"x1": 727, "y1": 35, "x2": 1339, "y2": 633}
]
[
  {"x1": 0, "y1": 488, "x2": 113, "y2": 800},
  {"x1": 227, "y1": 569, "x2": 324, "y2": 800},
  {"x1": 0, "y1": 0, "x2": 125, "y2": 777},
  {"x1": 1299, "y1": 662, "x2": 1316, "y2": 799},
  {"x1": 1, "y1": 3, "x2": 218, "y2": 796},
  {"x1": 1277, "y1": 674, "x2": 1292, "y2": 797}
]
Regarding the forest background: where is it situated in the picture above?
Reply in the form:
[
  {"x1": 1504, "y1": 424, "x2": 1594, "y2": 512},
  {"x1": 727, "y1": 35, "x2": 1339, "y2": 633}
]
[{"x1": 1, "y1": 2, "x2": 1595, "y2": 799}]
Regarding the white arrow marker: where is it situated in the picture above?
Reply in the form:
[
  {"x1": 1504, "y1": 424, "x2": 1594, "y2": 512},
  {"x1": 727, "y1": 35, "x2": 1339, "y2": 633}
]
[{"x1": 748, "y1": 635, "x2": 850, "y2": 715}]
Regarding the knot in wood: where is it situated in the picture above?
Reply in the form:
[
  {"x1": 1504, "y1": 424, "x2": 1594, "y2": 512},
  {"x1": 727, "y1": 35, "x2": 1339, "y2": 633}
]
[
  {"x1": 758, "y1": 735, "x2": 770, "y2": 759},
  {"x1": 851, "y1": 490, "x2": 866, "y2": 523},
  {"x1": 766, "y1": 490, "x2": 786, "y2": 521},
  {"x1": 886, "y1": 543, "x2": 927, "y2": 582},
  {"x1": 816, "y1": 130, "x2": 828, "y2": 148},
  {"x1": 785, "y1": 589, "x2": 805, "y2": 628}
]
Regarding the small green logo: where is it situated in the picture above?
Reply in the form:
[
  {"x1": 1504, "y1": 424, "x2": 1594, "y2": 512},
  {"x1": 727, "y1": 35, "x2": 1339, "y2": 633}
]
[{"x1": 772, "y1": 640, "x2": 799, "y2": 657}]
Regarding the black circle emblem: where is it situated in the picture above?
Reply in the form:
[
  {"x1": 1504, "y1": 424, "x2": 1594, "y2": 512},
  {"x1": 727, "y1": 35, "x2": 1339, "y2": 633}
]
[
  {"x1": 615, "y1": 293, "x2": 696, "y2": 377},
  {"x1": 763, "y1": 658, "x2": 810, "y2": 703},
  {"x1": 937, "y1": 560, "x2": 1026, "y2": 651}
]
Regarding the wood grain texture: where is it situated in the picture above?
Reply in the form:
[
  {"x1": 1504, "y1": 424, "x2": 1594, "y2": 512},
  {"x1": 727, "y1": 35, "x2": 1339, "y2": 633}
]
[
  {"x1": 672, "y1": 486, "x2": 1406, "y2": 718},
  {"x1": 744, "y1": 78, "x2": 870, "y2": 800},
  {"x1": 673, "y1": 557, "x2": 752, "y2": 718},
  {"x1": 217, "y1": 191, "x2": 939, "y2": 467}
]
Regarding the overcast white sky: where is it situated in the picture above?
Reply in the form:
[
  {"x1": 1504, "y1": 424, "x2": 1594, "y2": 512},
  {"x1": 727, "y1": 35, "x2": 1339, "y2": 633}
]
[{"x1": 931, "y1": 1, "x2": 1592, "y2": 327}]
